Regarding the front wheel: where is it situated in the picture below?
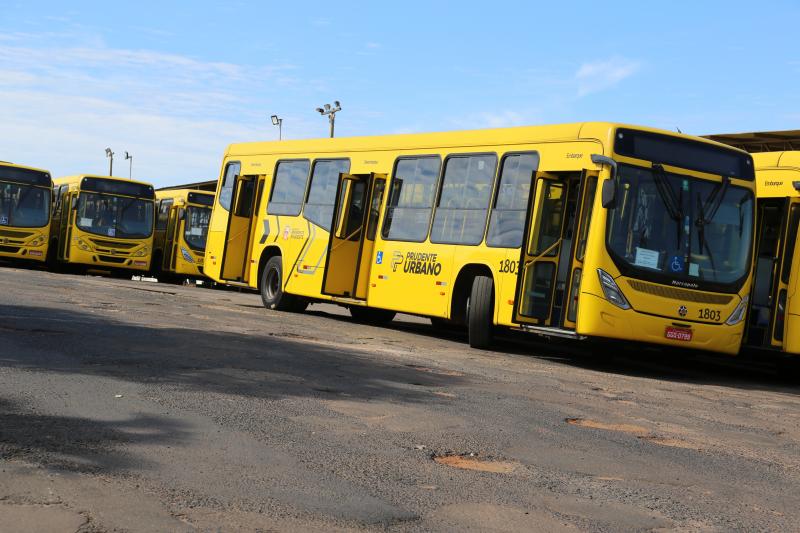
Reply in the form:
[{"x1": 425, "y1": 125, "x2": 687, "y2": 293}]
[
  {"x1": 260, "y1": 256, "x2": 308, "y2": 312},
  {"x1": 467, "y1": 275, "x2": 494, "y2": 349}
]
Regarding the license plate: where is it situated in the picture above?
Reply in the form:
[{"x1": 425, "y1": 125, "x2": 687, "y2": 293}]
[
  {"x1": 133, "y1": 260, "x2": 147, "y2": 267},
  {"x1": 665, "y1": 326, "x2": 692, "y2": 342},
  {"x1": 28, "y1": 250, "x2": 43, "y2": 257}
]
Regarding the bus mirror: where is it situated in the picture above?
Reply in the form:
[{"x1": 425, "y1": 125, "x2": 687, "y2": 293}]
[
  {"x1": 178, "y1": 208, "x2": 186, "y2": 221},
  {"x1": 601, "y1": 179, "x2": 617, "y2": 209},
  {"x1": 71, "y1": 197, "x2": 78, "y2": 210}
]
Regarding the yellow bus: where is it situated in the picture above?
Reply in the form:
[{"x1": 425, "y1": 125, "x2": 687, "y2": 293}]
[
  {"x1": 0, "y1": 162, "x2": 53, "y2": 264},
  {"x1": 51, "y1": 175, "x2": 155, "y2": 273},
  {"x1": 742, "y1": 151, "x2": 800, "y2": 354},
  {"x1": 205, "y1": 122, "x2": 756, "y2": 354},
  {"x1": 153, "y1": 188, "x2": 214, "y2": 281}
]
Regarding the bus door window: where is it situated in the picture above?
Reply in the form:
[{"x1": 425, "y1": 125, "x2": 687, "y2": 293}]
[
  {"x1": 747, "y1": 201, "x2": 783, "y2": 346},
  {"x1": 773, "y1": 204, "x2": 800, "y2": 344},
  {"x1": 324, "y1": 174, "x2": 370, "y2": 297}
]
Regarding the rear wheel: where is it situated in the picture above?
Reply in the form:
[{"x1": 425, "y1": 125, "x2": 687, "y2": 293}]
[
  {"x1": 260, "y1": 256, "x2": 307, "y2": 312},
  {"x1": 350, "y1": 305, "x2": 396, "y2": 325},
  {"x1": 467, "y1": 275, "x2": 494, "y2": 349}
]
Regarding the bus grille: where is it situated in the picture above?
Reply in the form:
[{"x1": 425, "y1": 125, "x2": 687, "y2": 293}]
[
  {"x1": 97, "y1": 255, "x2": 127, "y2": 264},
  {"x1": 0, "y1": 245, "x2": 21, "y2": 254},
  {"x1": 88, "y1": 238, "x2": 138, "y2": 249},
  {"x1": 0, "y1": 229, "x2": 33, "y2": 238},
  {"x1": 626, "y1": 279, "x2": 734, "y2": 305}
]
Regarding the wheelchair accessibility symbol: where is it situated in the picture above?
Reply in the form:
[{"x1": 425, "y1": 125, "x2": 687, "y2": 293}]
[
  {"x1": 670, "y1": 255, "x2": 684, "y2": 273},
  {"x1": 376, "y1": 251, "x2": 383, "y2": 265}
]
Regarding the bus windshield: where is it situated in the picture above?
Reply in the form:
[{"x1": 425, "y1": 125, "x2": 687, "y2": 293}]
[
  {"x1": 76, "y1": 192, "x2": 154, "y2": 239},
  {"x1": 606, "y1": 164, "x2": 754, "y2": 290},
  {"x1": 184, "y1": 205, "x2": 211, "y2": 250},
  {"x1": 0, "y1": 182, "x2": 50, "y2": 228}
]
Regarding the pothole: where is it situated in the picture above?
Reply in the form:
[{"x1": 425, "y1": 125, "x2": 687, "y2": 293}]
[
  {"x1": 565, "y1": 417, "x2": 649, "y2": 436},
  {"x1": 432, "y1": 453, "x2": 517, "y2": 473}
]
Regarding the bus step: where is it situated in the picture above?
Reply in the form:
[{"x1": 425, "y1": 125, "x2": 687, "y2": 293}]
[{"x1": 518, "y1": 324, "x2": 586, "y2": 340}]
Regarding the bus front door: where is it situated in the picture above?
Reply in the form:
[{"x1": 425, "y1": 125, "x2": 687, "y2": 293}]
[
  {"x1": 514, "y1": 173, "x2": 583, "y2": 327},
  {"x1": 771, "y1": 201, "x2": 800, "y2": 350},
  {"x1": 221, "y1": 175, "x2": 257, "y2": 281},
  {"x1": 322, "y1": 173, "x2": 386, "y2": 299}
]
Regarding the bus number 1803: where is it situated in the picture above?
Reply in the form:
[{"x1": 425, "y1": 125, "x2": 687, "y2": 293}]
[{"x1": 499, "y1": 259, "x2": 520, "y2": 274}]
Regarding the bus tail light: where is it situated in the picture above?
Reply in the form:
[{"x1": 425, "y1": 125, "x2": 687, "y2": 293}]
[
  {"x1": 724, "y1": 295, "x2": 749, "y2": 326},
  {"x1": 597, "y1": 269, "x2": 630, "y2": 310}
]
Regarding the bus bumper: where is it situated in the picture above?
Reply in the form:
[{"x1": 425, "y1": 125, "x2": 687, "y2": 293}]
[
  {"x1": 577, "y1": 293, "x2": 743, "y2": 355},
  {"x1": 0, "y1": 230, "x2": 48, "y2": 262},
  {"x1": 68, "y1": 243, "x2": 151, "y2": 271}
]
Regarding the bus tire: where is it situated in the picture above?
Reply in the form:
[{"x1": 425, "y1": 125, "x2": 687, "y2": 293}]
[
  {"x1": 260, "y1": 256, "x2": 306, "y2": 312},
  {"x1": 468, "y1": 275, "x2": 494, "y2": 349},
  {"x1": 350, "y1": 305, "x2": 395, "y2": 324}
]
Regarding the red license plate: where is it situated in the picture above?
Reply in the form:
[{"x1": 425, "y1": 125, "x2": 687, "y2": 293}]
[{"x1": 665, "y1": 327, "x2": 692, "y2": 342}]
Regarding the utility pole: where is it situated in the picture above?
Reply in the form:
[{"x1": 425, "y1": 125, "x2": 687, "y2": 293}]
[
  {"x1": 315, "y1": 101, "x2": 342, "y2": 138},
  {"x1": 105, "y1": 147, "x2": 114, "y2": 176}
]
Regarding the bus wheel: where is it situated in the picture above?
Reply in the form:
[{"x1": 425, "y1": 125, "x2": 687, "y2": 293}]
[
  {"x1": 350, "y1": 305, "x2": 396, "y2": 324},
  {"x1": 467, "y1": 275, "x2": 494, "y2": 349},
  {"x1": 260, "y1": 256, "x2": 306, "y2": 312}
]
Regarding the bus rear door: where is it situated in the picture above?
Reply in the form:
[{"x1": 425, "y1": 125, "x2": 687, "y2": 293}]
[{"x1": 322, "y1": 173, "x2": 386, "y2": 299}]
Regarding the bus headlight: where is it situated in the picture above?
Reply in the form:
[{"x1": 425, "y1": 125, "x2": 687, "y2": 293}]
[
  {"x1": 28, "y1": 235, "x2": 45, "y2": 247},
  {"x1": 133, "y1": 246, "x2": 149, "y2": 257},
  {"x1": 725, "y1": 295, "x2": 749, "y2": 326},
  {"x1": 75, "y1": 238, "x2": 91, "y2": 251},
  {"x1": 597, "y1": 269, "x2": 631, "y2": 310}
]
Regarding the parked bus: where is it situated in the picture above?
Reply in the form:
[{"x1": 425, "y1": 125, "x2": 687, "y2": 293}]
[
  {"x1": 205, "y1": 122, "x2": 756, "y2": 354},
  {"x1": 51, "y1": 175, "x2": 155, "y2": 273},
  {"x1": 742, "y1": 151, "x2": 800, "y2": 354},
  {"x1": 153, "y1": 189, "x2": 214, "y2": 281},
  {"x1": 0, "y1": 162, "x2": 53, "y2": 264}
]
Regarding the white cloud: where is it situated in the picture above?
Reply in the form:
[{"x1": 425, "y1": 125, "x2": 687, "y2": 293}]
[
  {"x1": 575, "y1": 57, "x2": 641, "y2": 97},
  {"x1": 0, "y1": 33, "x2": 313, "y2": 187}
]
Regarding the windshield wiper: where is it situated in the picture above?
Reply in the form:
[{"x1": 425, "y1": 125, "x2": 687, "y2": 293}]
[
  {"x1": 651, "y1": 164, "x2": 684, "y2": 243},
  {"x1": 694, "y1": 177, "x2": 730, "y2": 253}
]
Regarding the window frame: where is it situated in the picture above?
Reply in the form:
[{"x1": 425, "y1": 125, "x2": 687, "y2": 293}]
[
  {"x1": 267, "y1": 158, "x2": 311, "y2": 217},
  {"x1": 381, "y1": 155, "x2": 443, "y2": 243},
  {"x1": 429, "y1": 152, "x2": 498, "y2": 246},
  {"x1": 302, "y1": 158, "x2": 351, "y2": 230},
  {"x1": 485, "y1": 151, "x2": 540, "y2": 249},
  {"x1": 217, "y1": 161, "x2": 241, "y2": 212}
]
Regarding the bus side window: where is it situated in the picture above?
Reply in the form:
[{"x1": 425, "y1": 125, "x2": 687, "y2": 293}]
[
  {"x1": 157, "y1": 199, "x2": 173, "y2": 230},
  {"x1": 304, "y1": 159, "x2": 351, "y2": 230},
  {"x1": 486, "y1": 152, "x2": 539, "y2": 248},
  {"x1": 431, "y1": 154, "x2": 497, "y2": 245},
  {"x1": 382, "y1": 156, "x2": 441, "y2": 242},
  {"x1": 268, "y1": 160, "x2": 310, "y2": 216},
  {"x1": 218, "y1": 162, "x2": 241, "y2": 212}
]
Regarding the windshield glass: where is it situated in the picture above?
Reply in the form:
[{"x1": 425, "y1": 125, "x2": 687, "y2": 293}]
[
  {"x1": 606, "y1": 164, "x2": 753, "y2": 290},
  {"x1": 76, "y1": 192, "x2": 153, "y2": 239},
  {"x1": 0, "y1": 182, "x2": 50, "y2": 228},
  {"x1": 184, "y1": 205, "x2": 211, "y2": 250}
]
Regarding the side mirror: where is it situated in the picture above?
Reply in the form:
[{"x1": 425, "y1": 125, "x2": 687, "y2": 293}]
[
  {"x1": 601, "y1": 179, "x2": 617, "y2": 209},
  {"x1": 178, "y1": 208, "x2": 186, "y2": 222},
  {"x1": 71, "y1": 197, "x2": 78, "y2": 210}
]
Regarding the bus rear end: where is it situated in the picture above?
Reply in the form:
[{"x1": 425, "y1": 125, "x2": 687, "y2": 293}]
[
  {"x1": 0, "y1": 163, "x2": 52, "y2": 263},
  {"x1": 577, "y1": 128, "x2": 756, "y2": 355},
  {"x1": 59, "y1": 176, "x2": 155, "y2": 273}
]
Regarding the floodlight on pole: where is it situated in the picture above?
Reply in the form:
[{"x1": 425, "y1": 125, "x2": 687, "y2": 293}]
[
  {"x1": 270, "y1": 114, "x2": 283, "y2": 140},
  {"x1": 105, "y1": 147, "x2": 114, "y2": 176},
  {"x1": 124, "y1": 151, "x2": 133, "y2": 179},
  {"x1": 315, "y1": 100, "x2": 342, "y2": 138}
]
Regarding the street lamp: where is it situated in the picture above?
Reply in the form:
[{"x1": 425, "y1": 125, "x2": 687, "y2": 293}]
[
  {"x1": 270, "y1": 114, "x2": 283, "y2": 140},
  {"x1": 124, "y1": 151, "x2": 133, "y2": 179},
  {"x1": 315, "y1": 100, "x2": 341, "y2": 138},
  {"x1": 105, "y1": 147, "x2": 114, "y2": 176}
]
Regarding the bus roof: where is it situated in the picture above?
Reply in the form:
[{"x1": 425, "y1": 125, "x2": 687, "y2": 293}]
[
  {"x1": 156, "y1": 188, "x2": 215, "y2": 201},
  {"x1": 53, "y1": 174, "x2": 154, "y2": 188},
  {"x1": 225, "y1": 121, "x2": 746, "y2": 158}
]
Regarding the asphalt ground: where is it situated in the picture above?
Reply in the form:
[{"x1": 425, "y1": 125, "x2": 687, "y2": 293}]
[{"x1": 0, "y1": 265, "x2": 799, "y2": 532}]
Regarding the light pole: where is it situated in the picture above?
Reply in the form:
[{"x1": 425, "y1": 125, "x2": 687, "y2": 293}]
[
  {"x1": 125, "y1": 151, "x2": 133, "y2": 179},
  {"x1": 315, "y1": 100, "x2": 341, "y2": 138},
  {"x1": 105, "y1": 147, "x2": 114, "y2": 176},
  {"x1": 270, "y1": 114, "x2": 283, "y2": 140}
]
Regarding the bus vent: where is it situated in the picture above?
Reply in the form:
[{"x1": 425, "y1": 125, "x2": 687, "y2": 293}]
[
  {"x1": 626, "y1": 279, "x2": 733, "y2": 305},
  {"x1": 0, "y1": 229, "x2": 33, "y2": 238}
]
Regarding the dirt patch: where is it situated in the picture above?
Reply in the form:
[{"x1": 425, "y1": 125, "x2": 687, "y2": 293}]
[
  {"x1": 565, "y1": 418, "x2": 649, "y2": 436},
  {"x1": 406, "y1": 364, "x2": 464, "y2": 377},
  {"x1": 638, "y1": 436, "x2": 698, "y2": 450},
  {"x1": 433, "y1": 454, "x2": 517, "y2": 473}
]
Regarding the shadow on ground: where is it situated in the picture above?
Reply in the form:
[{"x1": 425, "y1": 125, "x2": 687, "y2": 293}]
[{"x1": 0, "y1": 397, "x2": 187, "y2": 474}]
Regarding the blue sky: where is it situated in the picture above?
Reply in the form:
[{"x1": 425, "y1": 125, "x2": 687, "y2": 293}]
[{"x1": 0, "y1": 1, "x2": 798, "y2": 187}]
